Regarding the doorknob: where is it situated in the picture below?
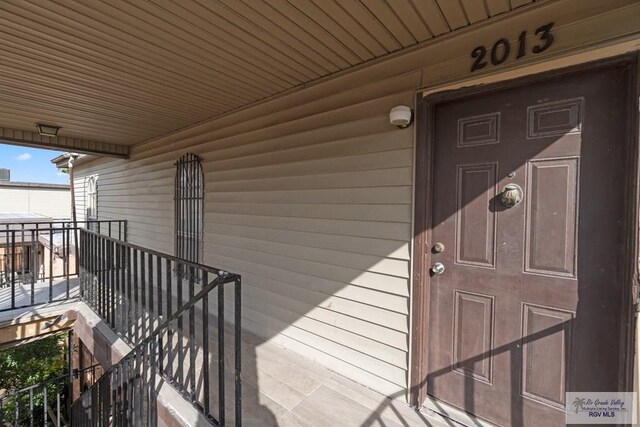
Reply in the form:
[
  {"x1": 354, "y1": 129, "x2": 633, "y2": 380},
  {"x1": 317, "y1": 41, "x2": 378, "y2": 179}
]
[
  {"x1": 500, "y1": 183, "x2": 523, "y2": 208},
  {"x1": 431, "y1": 262, "x2": 445, "y2": 275}
]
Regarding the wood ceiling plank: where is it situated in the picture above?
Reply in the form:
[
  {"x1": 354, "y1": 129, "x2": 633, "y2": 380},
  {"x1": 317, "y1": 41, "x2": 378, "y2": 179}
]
[
  {"x1": 361, "y1": 0, "x2": 418, "y2": 46},
  {"x1": 0, "y1": 26, "x2": 240, "y2": 114},
  {"x1": 239, "y1": 0, "x2": 351, "y2": 70},
  {"x1": 67, "y1": 0, "x2": 280, "y2": 96},
  {"x1": 384, "y1": 0, "x2": 433, "y2": 42},
  {"x1": 337, "y1": 0, "x2": 403, "y2": 53},
  {"x1": 267, "y1": 0, "x2": 362, "y2": 66},
  {"x1": 0, "y1": 99, "x2": 164, "y2": 135},
  {"x1": 0, "y1": 0, "x2": 561, "y2": 148},
  {"x1": 127, "y1": 0, "x2": 302, "y2": 88},
  {"x1": 0, "y1": 108, "x2": 148, "y2": 143},
  {"x1": 287, "y1": 0, "x2": 373, "y2": 62},
  {"x1": 435, "y1": 0, "x2": 469, "y2": 30},
  {"x1": 0, "y1": 85, "x2": 185, "y2": 130},
  {"x1": 219, "y1": 0, "x2": 336, "y2": 75},
  {"x1": 410, "y1": 0, "x2": 451, "y2": 36},
  {"x1": 151, "y1": 0, "x2": 316, "y2": 82},
  {"x1": 4, "y1": 2, "x2": 261, "y2": 104},
  {"x1": 460, "y1": 0, "x2": 489, "y2": 23},
  {"x1": 485, "y1": 0, "x2": 511, "y2": 16},
  {"x1": 510, "y1": 0, "x2": 535, "y2": 8},
  {"x1": 0, "y1": 55, "x2": 212, "y2": 121},
  {"x1": 200, "y1": 0, "x2": 327, "y2": 80},
  {"x1": 41, "y1": 2, "x2": 274, "y2": 99},
  {"x1": 309, "y1": 0, "x2": 387, "y2": 57}
]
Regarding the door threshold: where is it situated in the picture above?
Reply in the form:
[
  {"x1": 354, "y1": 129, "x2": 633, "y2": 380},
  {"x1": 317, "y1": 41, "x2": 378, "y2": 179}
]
[{"x1": 422, "y1": 396, "x2": 496, "y2": 427}]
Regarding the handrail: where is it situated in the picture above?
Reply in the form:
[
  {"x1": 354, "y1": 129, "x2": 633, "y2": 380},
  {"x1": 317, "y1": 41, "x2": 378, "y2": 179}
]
[
  {"x1": 0, "y1": 220, "x2": 126, "y2": 312},
  {"x1": 79, "y1": 227, "x2": 220, "y2": 276},
  {"x1": 74, "y1": 229, "x2": 242, "y2": 426},
  {"x1": 0, "y1": 372, "x2": 69, "y2": 427},
  {"x1": 0, "y1": 364, "x2": 103, "y2": 426}
]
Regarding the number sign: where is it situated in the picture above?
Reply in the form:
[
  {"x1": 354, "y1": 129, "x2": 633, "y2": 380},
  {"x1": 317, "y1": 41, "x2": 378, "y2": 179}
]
[{"x1": 471, "y1": 23, "x2": 554, "y2": 72}]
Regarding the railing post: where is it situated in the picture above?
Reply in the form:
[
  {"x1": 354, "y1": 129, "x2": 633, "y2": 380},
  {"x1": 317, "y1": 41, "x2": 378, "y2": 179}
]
[
  {"x1": 68, "y1": 329, "x2": 74, "y2": 423},
  {"x1": 48, "y1": 227, "x2": 53, "y2": 302},
  {"x1": 235, "y1": 275, "x2": 242, "y2": 427},
  {"x1": 10, "y1": 231, "x2": 15, "y2": 309},
  {"x1": 202, "y1": 271, "x2": 209, "y2": 416},
  {"x1": 218, "y1": 276, "x2": 225, "y2": 426}
]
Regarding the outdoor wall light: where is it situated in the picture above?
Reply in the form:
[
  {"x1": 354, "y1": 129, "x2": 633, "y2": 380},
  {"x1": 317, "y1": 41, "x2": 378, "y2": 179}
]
[
  {"x1": 389, "y1": 105, "x2": 412, "y2": 128},
  {"x1": 35, "y1": 123, "x2": 60, "y2": 137}
]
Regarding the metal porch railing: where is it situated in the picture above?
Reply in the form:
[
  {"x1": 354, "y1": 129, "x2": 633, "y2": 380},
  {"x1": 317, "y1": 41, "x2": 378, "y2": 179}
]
[
  {"x1": 74, "y1": 229, "x2": 242, "y2": 426},
  {"x1": 0, "y1": 364, "x2": 101, "y2": 427},
  {"x1": 0, "y1": 220, "x2": 126, "y2": 312}
]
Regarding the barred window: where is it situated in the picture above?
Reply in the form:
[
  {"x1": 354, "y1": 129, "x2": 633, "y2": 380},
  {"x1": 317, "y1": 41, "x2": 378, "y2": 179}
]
[
  {"x1": 175, "y1": 153, "x2": 204, "y2": 266},
  {"x1": 86, "y1": 176, "x2": 98, "y2": 231}
]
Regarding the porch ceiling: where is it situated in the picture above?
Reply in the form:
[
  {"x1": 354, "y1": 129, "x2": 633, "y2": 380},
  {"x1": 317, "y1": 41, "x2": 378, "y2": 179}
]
[{"x1": 0, "y1": 0, "x2": 535, "y2": 152}]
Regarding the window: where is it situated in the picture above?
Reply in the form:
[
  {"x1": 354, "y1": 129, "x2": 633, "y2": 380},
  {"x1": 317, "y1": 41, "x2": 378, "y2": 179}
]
[
  {"x1": 86, "y1": 176, "x2": 98, "y2": 231},
  {"x1": 175, "y1": 154, "x2": 204, "y2": 268}
]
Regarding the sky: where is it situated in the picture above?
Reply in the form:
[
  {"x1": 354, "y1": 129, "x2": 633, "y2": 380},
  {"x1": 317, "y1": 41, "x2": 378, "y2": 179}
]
[{"x1": 0, "y1": 144, "x2": 68, "y2": 184}]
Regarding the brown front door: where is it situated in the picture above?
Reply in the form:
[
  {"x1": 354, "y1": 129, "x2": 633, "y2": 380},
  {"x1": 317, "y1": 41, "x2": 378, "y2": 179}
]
[{"x1": 423, "y1": 62, "x2": 634, "y2": 426}]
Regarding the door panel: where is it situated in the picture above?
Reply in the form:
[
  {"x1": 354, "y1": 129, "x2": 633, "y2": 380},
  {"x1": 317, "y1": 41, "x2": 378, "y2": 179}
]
[
  {"x1": 455, "y1": 163, "x2": 497, "y2": 267},
  {"x1": 423, "y1": 63, "x2": 632, "y2": 426},
  {"x1": 525, "y1": 157, "x2": 579, "y2": 278}
]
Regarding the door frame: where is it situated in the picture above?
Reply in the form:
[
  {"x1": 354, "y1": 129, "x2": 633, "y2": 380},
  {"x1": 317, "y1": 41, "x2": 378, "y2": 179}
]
[{"x1": 409, "y1": 53, "x2": 640, "y2": 408}]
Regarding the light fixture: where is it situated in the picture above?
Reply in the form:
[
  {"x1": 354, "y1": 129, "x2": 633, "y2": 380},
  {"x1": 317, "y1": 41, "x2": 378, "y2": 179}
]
[
  {"x1": 389, "y1": 105, "x2": 412, "y2": 128},
  {"x1": 35, "y1": 123, "x2": 60, "y2": 137}
]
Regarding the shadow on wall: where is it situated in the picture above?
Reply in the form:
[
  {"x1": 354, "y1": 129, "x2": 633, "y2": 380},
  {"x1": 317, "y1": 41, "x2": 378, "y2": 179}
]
[{"x1": 82, "y1": 63, "x2": 634, "y2": 427}]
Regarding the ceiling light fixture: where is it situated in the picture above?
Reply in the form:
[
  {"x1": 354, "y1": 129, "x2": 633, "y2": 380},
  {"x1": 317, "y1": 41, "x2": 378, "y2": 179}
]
[{"x1": 35, "y1": 123, "x2": 60, "y2": 137}]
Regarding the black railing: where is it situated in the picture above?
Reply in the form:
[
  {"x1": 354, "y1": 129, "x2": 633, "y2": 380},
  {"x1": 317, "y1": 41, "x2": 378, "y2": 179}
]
[
  {"x1": 75, "y1": 229, "x2": 242, "y2": 425},
  {"x1": 0, "y1": 220, "x2": 126, "y2": 312},
  {"x1": 0, "y1": 364, "x2": 101, "y2": 427}
]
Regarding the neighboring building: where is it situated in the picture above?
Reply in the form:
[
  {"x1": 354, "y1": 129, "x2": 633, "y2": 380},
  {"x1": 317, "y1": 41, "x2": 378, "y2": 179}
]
[
  {"x1": 0, "y1": 213, "x2": 73, "y2": 287},
  {"x1": 0, "y1": 1, "x2": 637, "y2": 426},
  {"x1": 0, "y1": 170, "x2": 70, "y2": 219}
]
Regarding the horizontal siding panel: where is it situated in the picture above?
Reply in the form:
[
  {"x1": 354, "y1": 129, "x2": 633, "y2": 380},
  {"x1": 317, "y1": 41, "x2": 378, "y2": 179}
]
[
  {"x1": 206, "y1": 167, "x2": 413, "y2": 192},
  {"x1": 205, "y1": 149, "x2": 413, "y2": 182},
  {"x1": 200, "y1": 128, "x2": 412, "y2": 172},
  {"x1": 235, "y1": 270, "x2": 409, "y2": 333},
  {"x1": 243, "y1": 290, "x2": 407, "y2": 367},
  {"x1": 207, "y1": 234, "x2": 409, "y2": 277},
  {"x1": 205, "y1": 187, "x2": 412, "y2": 205},
  {"x1": 206, "y1": 242, "x2": 409, "y2": 293},
  {"x1": 243, "y1": 317, "x2": 404, "y2": 396},
  {"x1": 209, "y1": 202, "x2": 412, "y2": 223},
  {"x1": 75, "y1": 69, "x2": 418, "y2": 395},
  {"x1": 207, "y1": 246, "x2": 410, "y2": 305},
  {"x1": 138, "y1": 115, "x2": 393, "y2": 165},
  {"x1": 205, "y1": 214, "x2": 411, "y2": 240},
  {"x1": 204, "y1": 224, "x2": 410, "y2": 260},
  {"x1": 241, "y1": 307, "x2": 407, "y2": 387},
  {"x1": 206, "y1": 253, "x2": 409, "y2": 316}
]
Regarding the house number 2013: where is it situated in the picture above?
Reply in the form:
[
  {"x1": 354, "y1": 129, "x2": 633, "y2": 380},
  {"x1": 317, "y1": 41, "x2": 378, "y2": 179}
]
[{"x1": 470, "y1": 23, "x2": 554, "y2": 72}]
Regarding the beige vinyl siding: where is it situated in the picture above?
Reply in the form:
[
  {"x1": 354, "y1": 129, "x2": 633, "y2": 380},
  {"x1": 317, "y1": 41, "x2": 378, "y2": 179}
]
[
  {"x1": 75, "y1": 69, "x2": 418, "y2": 395},
  {"x1": 75, "y1": 177, "x2": 87, "y2": 222},
  {"x1": 73, "y1": 0, "x2": 640, "y2": 397},
  {"x1": 0, "y1": 186, "x2": 70, "y2": 218}
]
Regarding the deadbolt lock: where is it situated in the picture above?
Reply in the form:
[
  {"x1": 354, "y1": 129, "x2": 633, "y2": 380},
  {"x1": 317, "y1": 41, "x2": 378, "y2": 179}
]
[{"x1": 432, "y1": 242, "x2": 445, "y2": 253}]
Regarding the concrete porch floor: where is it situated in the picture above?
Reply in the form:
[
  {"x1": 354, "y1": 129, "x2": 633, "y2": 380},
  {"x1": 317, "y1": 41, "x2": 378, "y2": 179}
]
[
  {"x1": 0, "y1": 276, "x2": 78, "y2": 312},
  {"x1": 234, "y1": 333, "x2": 452, "y2": 427},
  {"x1": 160, "y1": 311, "x2": 454, "y2": 427}
]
